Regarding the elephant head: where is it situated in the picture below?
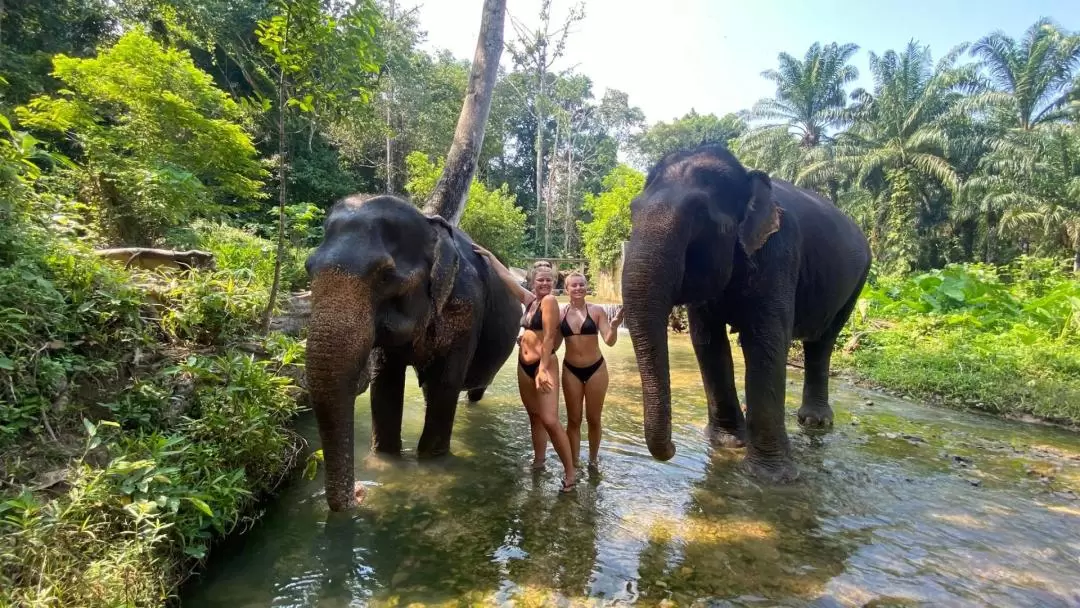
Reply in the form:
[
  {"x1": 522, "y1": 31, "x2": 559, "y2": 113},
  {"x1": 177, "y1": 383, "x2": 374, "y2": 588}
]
[
  {"x1": 304, "y1": 194, "x2": 460, "y2": 510},
  {"x1": 620, "y1": 145, "x2": 781, "y2": 461}
]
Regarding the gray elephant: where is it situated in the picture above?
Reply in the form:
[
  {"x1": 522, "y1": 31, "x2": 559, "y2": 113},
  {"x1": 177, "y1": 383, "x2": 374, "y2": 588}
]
[
  {"x1": 620, "y1": 144, "x2": 871, "y2": 482},
  {"x1": 305, "y1": 194, "x2": 521, "y2": 510}
]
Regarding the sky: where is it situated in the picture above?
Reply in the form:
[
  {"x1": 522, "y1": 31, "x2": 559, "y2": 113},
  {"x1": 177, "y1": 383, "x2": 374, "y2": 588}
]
[{"x1": 408, "y1": 0, "x2": 1080, "y2": 125}]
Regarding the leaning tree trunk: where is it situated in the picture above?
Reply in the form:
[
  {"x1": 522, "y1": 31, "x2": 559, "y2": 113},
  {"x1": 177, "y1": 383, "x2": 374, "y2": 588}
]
[{"x1": 423, "y1": 0, "x2": 506, "y2": 225}]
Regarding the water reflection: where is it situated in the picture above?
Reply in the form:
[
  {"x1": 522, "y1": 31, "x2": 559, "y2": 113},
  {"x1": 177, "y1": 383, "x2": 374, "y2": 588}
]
[{"x1": 182, "y1": 331, "x2": 1080, "y2": 607}]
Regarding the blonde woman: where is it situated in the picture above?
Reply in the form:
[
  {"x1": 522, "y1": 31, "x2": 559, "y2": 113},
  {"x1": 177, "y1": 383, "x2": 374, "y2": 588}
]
[
  {"x1": 559, "y1": 271, "x2": 622, "y2": 466},
  {"x1": 474, "y1": 245, "x2": 577, "y2": 492}
]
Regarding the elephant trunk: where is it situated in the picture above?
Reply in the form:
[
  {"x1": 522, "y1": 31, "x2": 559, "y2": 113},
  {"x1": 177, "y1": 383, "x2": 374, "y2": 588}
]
[
  {"x1": 621, "y1": 213, "x2": 687, "y2": 461},
  {"x1": 306, "y1": 269, "x2": 374, "y2": 511}
]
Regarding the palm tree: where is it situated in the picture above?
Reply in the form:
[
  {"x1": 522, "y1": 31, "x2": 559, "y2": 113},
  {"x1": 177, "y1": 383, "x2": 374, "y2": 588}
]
[
  {"x1": 990, "y1": 124, "x2": 1080, "y2": 271},
  {"x1": 753, "y1": 41, "x2": 860, "y2": 147},
  {"x1": 737, "y1": 42, "x2": 859, "y2": 188},
  {"x1": 801, "y1": 41, "x2": 981, "y2": 271},
  {"x1": 971, "y1": 18, "x2": 1080, "y2": 130}
]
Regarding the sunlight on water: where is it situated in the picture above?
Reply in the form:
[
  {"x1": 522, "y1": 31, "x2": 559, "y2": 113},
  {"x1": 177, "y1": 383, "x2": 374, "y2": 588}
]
[{"x1": 183, "y1": 331, "x2": 1080, "y2": 607}]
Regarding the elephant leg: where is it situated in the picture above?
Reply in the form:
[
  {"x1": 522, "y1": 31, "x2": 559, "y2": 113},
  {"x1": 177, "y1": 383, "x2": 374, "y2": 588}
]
[
  {"x1": 798, "y1": 339, "x2": 835, "y2": 429},
  {"x1": 467, "y1": 387, "x2": 486, "y2": 402},
  {"x1": 417, "y1": 382, "x2": 460, "y2": 458},
  {"x1": 799, "y1": 285, "x2": 862, "y2": 430},
  {"x1": 369, "y1": 351, "x2": 405, "y2": 455},
  {"x1": 688, "y1": 302, "x2": 745, "y2": 448},
  {"x1": 739, "y1": 322, "x2": 798, "y2": 483},
  {"x1": 416, "y1": 353, "x2": 470, "y2": 458}
]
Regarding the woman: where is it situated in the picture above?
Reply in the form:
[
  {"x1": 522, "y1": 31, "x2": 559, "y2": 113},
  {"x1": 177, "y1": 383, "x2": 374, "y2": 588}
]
[
  {"x1": 559, "y1": 272, "x2": 623, "y2": 466},
  {"x1": 473, "y1": 244, "x2": 577, "y2": 492}
]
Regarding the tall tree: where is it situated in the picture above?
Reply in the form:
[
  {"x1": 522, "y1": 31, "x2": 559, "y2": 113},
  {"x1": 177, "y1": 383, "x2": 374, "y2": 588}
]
[
  {"x1": 805, "y1": 41, "x2": 980, "y2": 272},
  {"x1": 737, "y1": 41, "x2": 859, "y2": 194},
  {"x1": 255, "y1": 0, "x2": 383, "y2": 332},
  {"x1": 423, "y1": 0, "x2": 507, "y2": 224},
  {"x1": 971, "y1": 18, "x2": 1080, "y2": 130},
  {"x1": 506, "y1": 0, "x2": 586, "y2": 245},
  {"x1": 754, "y1": 41, "x2": 860, "y2": 147},
  {"x1": 630, "y1": 110, "x2": 745, "y2": 169}
]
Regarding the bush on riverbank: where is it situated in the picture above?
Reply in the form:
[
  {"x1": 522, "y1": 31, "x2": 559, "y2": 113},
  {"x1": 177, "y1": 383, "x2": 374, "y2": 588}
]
[
  {"x1": 0, "y1": 113, "x2": 308, "y2": 606},
  {"x1": 837, "y1": 258, "x2": 1080, "y2": 425}
]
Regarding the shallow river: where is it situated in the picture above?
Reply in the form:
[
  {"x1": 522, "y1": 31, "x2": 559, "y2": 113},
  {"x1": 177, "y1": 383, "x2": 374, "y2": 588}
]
[{"x1": 183, "y1": 331, "x2": 1080, "y2": 607}]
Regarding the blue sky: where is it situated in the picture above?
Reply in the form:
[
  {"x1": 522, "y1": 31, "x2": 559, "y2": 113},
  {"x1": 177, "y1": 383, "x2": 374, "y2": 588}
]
[{"x1": 412, "y1": 0, "x2": 1080, "y2": 125}]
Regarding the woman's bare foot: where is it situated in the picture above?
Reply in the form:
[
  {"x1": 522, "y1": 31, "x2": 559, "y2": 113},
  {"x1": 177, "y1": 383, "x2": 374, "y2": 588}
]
[
  {"x1": 560, "y1": 476, "x2": 577, "y2": 493},
  {"x1": 531, "y1": 458, "x2": 546, "y2": 470}
]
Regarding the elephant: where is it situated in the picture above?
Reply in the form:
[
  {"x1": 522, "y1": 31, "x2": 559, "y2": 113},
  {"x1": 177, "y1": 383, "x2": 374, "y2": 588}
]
[
  {"x1": 620, "y1": 144, "x2": 871, "y2": 483},
  {"x1": 304, "y1": 194, "x2": 521, "y2": 510}
]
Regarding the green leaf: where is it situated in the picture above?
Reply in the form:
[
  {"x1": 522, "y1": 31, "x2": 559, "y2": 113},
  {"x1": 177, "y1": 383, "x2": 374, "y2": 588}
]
[
  {"x1": 0, "y1": 356, "x2": 14, "y2": 370},
  {"x1": 185, "y1": 497, "x2": 214, "y2": 518}
]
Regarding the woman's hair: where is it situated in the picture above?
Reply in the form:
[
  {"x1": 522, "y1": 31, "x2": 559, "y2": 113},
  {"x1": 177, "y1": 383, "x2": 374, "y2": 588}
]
[{"x1": 565, "y1": 270, "x2": 587, "y2": 284}]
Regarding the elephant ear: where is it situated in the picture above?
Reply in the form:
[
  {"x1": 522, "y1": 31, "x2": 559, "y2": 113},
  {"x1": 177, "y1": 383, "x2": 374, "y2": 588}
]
[
  {"x1": 737, "y1": 170, "x2": 782, "y2": 256},
  {"x1": 427, "y1": 214, "x2": 459, "y2": 316}
]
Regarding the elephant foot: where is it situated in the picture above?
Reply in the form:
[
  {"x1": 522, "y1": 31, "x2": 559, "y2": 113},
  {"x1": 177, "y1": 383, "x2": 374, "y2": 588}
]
[
  {"x1": 416, "y1": 439, "x2": 451, "y2": 460},
  {"x1": 647, "y1": 441, "x2": 676, "y2": 461},
  {"x1": 742, "y1": 452, "x2": 800, "y2": 484},
  {"x1": 797, "y1": 404, "x2": 834, "y2": 431},
  {"x1": 707, "y1": 426, "x2": 746, "y2": 449},
  {"x1": 326, "y1": 480, "x2": 366, "y2": 511},
  {"x1": 466, "y1": 387, "x2": 486, "y2": 402}
]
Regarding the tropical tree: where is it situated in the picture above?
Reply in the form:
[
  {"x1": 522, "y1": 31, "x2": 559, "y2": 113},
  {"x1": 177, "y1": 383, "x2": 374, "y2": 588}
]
[
  {"x1": 630, "y1": 110, "x2": 745, "y2": 169},
  {"x1": 803, "y1": 41, "x2": 981, "y2": 272},
  {"x1": 736, "y1": 42, "x2": 859, "y2": 189},
  {"x1": 18, "y1": 29, "x2": 268, "y2": 245},
  {"x1": 971, "y1": 18, "x2": 1080, "y2": 131}
]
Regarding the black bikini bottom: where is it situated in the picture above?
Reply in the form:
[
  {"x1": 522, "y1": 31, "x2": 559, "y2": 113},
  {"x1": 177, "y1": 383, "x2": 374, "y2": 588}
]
[
  {"x1": 564, "y1": 357, "x2": 604, "y2": 384},
  {"x1": 519, "y1": 356, "x2": 540, "y2": 379},
  {"x1": 519, "y1": 348, "x2": 556, "y2": 380}
]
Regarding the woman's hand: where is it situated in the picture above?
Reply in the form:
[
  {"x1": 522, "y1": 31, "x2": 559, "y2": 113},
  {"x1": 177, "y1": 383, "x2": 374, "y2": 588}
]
[
  {"x1": 535, "y1": 366, "x2": 554, "y2": 393},
  {"x1": 610, "y1": 305, "x2": 625, "y2": 327},
  {"x1": 472, "y1": 243, "x2": 494, "y2": 261}
]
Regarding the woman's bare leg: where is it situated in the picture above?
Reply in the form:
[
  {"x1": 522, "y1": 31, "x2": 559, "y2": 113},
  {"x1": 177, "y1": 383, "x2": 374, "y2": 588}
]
[
  {"x1": 532, "y1": 359, "x2": 576, "y2": 489},
  {"x1": 583, "y1": 361, "x2": 609, "y2": 464},
  {"x1": 519, "y1": 366, "x2": 548, "y2": 468},
  {"x1": 562, "y1": 366, "x2": 586, "y2": 464}
]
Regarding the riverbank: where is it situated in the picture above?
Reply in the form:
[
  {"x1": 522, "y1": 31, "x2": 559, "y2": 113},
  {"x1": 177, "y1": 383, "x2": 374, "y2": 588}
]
[
  {"x1": 0, "y1": 215, "x2": 311, "y2": 606},
  {"x1": 832, "y1": 259, "x2": 1080, "y2": 428}
]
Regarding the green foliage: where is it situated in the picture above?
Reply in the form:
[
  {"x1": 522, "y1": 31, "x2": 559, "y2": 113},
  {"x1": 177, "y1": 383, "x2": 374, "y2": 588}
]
[
  {"x1": 405, "y1": 151, "x2": 528, "y2": 262},
  {"x1": 630, "y1": 110, "x2": 745, "y2": 169},
  {"x1": 17, "y1": 29, "x2": 267, "y2": 245},
  {"x1": 255, "y1": 0, "x2": 383, "y2": 117},
  {"x1": 580, "y1": 165, "x2": 644, "y2": 269},
  {"x1": 1, "y1": 346, "x2": 301, "y2": 607},
  {"x1": 842, "y1": 258, "x2": 1080, "y2": 423},
  {"x1": 0, "y1": 103, "x2": 305, "y2": 606}
]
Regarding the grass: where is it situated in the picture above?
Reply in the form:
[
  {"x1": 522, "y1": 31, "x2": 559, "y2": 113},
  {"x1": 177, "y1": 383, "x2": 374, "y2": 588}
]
[
  {"x1": 834, "y1": 258, "x2": 1080, "y2": 426},
  {"x1": 0, "y1": 201, "x2": 310, "y2": 606}
]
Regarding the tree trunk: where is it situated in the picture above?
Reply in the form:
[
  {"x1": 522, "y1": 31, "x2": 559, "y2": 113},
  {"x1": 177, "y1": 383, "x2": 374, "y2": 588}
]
[
  {"x1": 423, "y1": 0, "x2": 506, "y2": 224},
  {"x1": 544, "y1": 120, "x2": 558, "y2": 256},
  {"x1": 534, "y1": 63, "x2": 546, "y2": 244},
  {"x1": 385, "y1": 0, "x2": 396, "y2": 194},
  {"x1": 1074, "y1": 239, "x2": 1080, "y2": 274},
  {"x1": 262, "y1": 23, "x2": 290, "y2": 334},
  {"x1": 563, "y1": 120, "x2": 574, "y2": 253}
]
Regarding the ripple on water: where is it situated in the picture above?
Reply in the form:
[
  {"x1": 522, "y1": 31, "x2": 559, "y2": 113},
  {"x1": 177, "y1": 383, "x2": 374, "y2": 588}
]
[{"x1": 182, "y1": 332, "x2": 1080, "y2": 607}]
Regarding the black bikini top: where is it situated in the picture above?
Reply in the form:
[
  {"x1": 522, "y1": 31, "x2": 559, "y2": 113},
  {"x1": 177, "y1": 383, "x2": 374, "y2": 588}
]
[
  {"x1": 520, "y1": 300, "x2": 544, "y2": 331},
  {"x1": 560, "y1": 305, "x2": 598, "y2": 337}
]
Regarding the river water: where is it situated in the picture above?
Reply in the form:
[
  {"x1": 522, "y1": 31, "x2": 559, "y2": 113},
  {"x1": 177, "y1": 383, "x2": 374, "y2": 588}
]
[{"x1": 182, "y1": 331, "x2": 1080, "y2": 607}]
